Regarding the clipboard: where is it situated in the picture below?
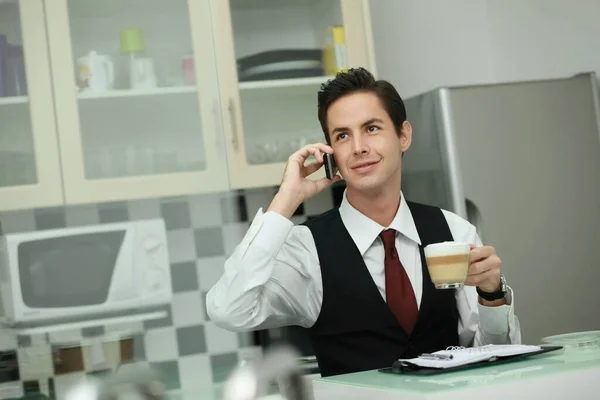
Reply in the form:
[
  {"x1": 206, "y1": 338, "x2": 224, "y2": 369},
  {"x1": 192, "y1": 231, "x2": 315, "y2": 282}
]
[{"x1": 378, "y1": 345, "x2": 563, "y2": 376}]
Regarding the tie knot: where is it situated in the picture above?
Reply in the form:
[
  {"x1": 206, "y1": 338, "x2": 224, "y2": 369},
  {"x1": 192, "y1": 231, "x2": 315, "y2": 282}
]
[{"x1": 380, "y1": 229, "x2": 396, "y2": 251}]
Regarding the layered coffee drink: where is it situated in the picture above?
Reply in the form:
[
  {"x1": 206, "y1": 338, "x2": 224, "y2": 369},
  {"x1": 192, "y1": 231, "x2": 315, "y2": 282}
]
[{"x1": 424, "y1": 242, "x2": 470, "y2": 289}]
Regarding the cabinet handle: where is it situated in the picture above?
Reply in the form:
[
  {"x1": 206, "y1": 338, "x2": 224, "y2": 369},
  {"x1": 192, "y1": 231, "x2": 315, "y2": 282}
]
[
  {"x1": 228, "y1": 97, "x2": 240, "y2": 152},
  {"x1": 213, "y1": 99, "x2": 225, "y2": 153}
]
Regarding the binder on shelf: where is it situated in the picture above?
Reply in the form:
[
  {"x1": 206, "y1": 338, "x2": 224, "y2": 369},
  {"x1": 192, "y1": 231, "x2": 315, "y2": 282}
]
[
  {"x1": 322, "y1": 25, "x2": 348, "y2": 75},
  {"x1": 379, "y1": 344, "x2": 563, "y2": 376}
]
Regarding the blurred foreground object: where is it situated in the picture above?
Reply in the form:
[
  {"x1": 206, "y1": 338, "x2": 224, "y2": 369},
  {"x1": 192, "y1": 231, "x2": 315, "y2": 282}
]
[
  {"x1": 222, "y1": 344, "x2": 308, "y2": 400},
  {"x1": 64, "y1": 363, "x2": 166, "y2": 400}
]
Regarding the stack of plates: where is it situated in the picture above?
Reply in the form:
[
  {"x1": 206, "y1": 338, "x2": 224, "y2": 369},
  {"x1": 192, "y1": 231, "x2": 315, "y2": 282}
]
[{"x1": 237, "y1": 49, "x2": 324, "y2": 82}]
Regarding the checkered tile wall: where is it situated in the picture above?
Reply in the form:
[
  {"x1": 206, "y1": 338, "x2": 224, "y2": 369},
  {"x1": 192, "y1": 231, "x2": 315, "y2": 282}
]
[{"x1": 0, "y1": 184, "x2": 341, "y2": 398}]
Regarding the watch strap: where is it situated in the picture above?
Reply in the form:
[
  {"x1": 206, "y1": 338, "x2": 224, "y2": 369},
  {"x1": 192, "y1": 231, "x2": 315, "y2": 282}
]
[{"x1": 476, "y1": 274, "x2": 507, "y2": 301}]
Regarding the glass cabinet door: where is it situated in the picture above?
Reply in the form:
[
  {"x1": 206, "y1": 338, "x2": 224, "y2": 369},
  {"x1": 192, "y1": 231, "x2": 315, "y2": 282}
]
[
  {"x1": 0, "y1": 0, "x2": 63, "y2": 211},
  {"x1": 213, "y1": 0, "x2": 375, "y2": 189},
  {"x1": 44, "y1": 0, "x2": 228, "y2": 204}
]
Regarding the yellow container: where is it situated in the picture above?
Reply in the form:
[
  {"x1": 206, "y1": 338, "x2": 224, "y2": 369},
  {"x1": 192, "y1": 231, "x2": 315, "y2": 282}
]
[{"x1": 323, "y1": 25, "x2": 348, "y2": 75}]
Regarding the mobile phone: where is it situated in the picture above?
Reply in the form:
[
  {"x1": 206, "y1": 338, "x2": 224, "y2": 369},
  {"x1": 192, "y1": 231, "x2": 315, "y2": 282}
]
[{"x1": 323, "y1": 153, "x2": 338, "y2": 180}]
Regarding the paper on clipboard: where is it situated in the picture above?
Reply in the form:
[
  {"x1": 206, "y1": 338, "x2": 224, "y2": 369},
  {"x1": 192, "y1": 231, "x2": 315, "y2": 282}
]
[{"x1": 398, "y1": 345, "x2": 543, "y2": 369}]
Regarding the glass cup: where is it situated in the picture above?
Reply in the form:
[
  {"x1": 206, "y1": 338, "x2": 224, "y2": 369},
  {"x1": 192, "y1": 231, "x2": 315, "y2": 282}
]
[{"x1": 424, "y1": 241, "x2": 470, "y2": 289}]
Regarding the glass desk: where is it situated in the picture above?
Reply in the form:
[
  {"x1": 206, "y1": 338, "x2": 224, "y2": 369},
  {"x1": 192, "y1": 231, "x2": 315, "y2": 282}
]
[{"x1": 312, "y1": 347, "x2": 600, "y2": 400}]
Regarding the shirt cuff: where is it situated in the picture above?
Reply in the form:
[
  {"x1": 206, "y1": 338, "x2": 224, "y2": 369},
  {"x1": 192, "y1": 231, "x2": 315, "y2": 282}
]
[
  {"x1": 243, "y1": 208, "x2": 294, "y2": 257},
  {"x1": 477, "y1": 286, "x2": 515, "y2": 335}
]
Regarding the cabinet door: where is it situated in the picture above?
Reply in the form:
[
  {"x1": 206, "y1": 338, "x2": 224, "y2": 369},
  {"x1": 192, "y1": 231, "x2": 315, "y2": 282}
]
[
  {"x1": 44, "y1": 0, "x2": 228, "y2": 204},
  {"x1": 212, "y1": 0, "x2": 376, "y2": 190},
  {"x1": 0, "y1": 0, "x2": 64, "y2": 211}
]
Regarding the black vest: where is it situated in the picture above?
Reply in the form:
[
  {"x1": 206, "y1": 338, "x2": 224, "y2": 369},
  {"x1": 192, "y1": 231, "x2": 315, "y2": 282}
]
[{"x1": 301, "y1": 201, "x2": 460, "y2": 377}]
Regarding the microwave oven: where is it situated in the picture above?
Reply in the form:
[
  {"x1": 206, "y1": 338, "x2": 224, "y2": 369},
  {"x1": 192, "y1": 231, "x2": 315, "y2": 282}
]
[{"x1": 0, "y1": 219, "x2": 172, "y2": 326}]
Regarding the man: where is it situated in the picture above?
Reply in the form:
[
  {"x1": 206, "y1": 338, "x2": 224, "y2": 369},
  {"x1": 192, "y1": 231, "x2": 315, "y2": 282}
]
[{"x1": 206, "y1": 68, "x2": 521, "y2": 377}]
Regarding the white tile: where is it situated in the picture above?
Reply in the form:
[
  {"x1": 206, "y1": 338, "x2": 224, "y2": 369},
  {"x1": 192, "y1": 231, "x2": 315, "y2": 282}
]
[
  {"x1": 0, "y1": 382, "x2": 23, "y2": 399},
  {"x1": 144, "y1": 327, "x2": 178, "y2": 362},
  {"x1": 189, "y1": 194, "x2": 222, "y2": 228},
  {"x1": 30, "y1": 333, "x2": 48, "y2": 346},
  {"x1": 204, "y1": 322, "x2": 238, "y2": 354},
  {"x1": 48, "y1": 329, "x2": 82, "y2": 345},
  {"x1": 221, "y1": 223, "x2": 248, "y2": 257},
  {"x1": 197, "y1": 256, "x2": 226, "y2": 292},
  {"x1": 128, "y1": 197, "x2": 161, "y2": 220},
  {"x1": 0, "y1": 209, "x2": 35, "y2": 233},
  {"x1": 0, "y1": 329, "x2": 17, "y2": 351},
  {"x1": 178, "y1": 354, "x2": 213, "y2": 394},
  {"x1": 65, "y1": 204, "x2": 100, "y2": 226},
  {"x1": 167, "y1": 228, "x2": 197, "y2": 263},
  {"x1": 17, "y1": 344, "x2": 54, "y2": 380},
  {"x1": 171, "y1": 291, "x2": 205, "y2": 327},
  {"x1": 104, "y1": 321, "x2": 144, "y2": 336}
]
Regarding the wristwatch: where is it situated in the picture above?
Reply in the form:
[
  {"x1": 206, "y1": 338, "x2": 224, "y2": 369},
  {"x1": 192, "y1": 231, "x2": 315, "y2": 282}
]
[{"x1": 476, "y1": 274, "x2": 507, "y2": 301}]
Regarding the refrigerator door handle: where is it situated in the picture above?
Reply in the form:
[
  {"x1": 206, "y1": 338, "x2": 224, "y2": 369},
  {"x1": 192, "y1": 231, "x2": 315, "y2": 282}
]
[{"x1": 465, "y1": 198, "x2": 485, "y2": 244}]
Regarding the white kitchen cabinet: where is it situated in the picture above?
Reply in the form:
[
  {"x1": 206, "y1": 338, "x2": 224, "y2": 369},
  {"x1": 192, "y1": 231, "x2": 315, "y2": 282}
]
[
  {"x1": 44, "y1": 0, "x2": 229, "y2": 204},
  {"x1": 0, "y1": 0, "x2": 64, "y2": 211},
  {"x1": 0, "y1": 0, "x2": 376, "y2": 211},
  {"x1": 212, "y1": 0, "x2": 376, "y2": 189}
]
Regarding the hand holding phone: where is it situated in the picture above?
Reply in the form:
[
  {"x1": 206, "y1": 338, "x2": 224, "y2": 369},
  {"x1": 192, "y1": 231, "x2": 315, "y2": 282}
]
[
  {"x1": 268, "y1": 143, "x2": 339, "y2": 219},
  {"x1": 323, "y1": 153, "x2": 338, "y2": 180}
]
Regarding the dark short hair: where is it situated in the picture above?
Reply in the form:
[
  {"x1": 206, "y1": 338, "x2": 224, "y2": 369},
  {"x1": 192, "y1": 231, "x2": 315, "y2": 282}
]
[{"x1": 317, "y1": 67, "x2": 407, "y2": 144}]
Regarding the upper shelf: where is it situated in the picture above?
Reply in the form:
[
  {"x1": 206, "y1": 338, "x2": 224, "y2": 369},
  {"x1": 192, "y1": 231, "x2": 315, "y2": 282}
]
[
  {"x1": 230, "y1": 0, "x2": 322, "y2": 10},
  {"x1": 239, "y1": 75, "x2": 333, "y2": 90},
  {"x1": 77, "y1": 86, "x2": 196, "y2": 100},
  {"x1": 0, "y1": 96, "x2": 27, "y2": 105},
  {"x1": 0, "y1": 76, "x2": 334, "y2": 104}
]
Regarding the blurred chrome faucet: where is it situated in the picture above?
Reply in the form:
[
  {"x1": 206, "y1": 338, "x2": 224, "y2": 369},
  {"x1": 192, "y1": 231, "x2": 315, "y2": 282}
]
[
  {"x1": 222, "y1": 344, "x2": 308, "y2": 400},
  {"x1": 63, "y1": 344, "x2": 307, "y2": 400}
]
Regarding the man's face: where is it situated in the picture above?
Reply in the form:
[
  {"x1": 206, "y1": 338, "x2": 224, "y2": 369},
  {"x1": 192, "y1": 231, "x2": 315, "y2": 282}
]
[{"x1": 326, "y1": 91, "x2": 411, "y2": 193}]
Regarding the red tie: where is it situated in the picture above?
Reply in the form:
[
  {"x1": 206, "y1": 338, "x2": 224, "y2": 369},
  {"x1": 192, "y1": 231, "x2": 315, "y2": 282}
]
[{"x1": 380, "y1": 229, "x2": 418, "y2": 334}]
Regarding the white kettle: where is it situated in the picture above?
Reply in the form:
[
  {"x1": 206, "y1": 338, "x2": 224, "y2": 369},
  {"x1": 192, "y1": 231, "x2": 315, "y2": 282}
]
[{"x1": 76, "y1": 50, "x2": 115, "y2": 91}]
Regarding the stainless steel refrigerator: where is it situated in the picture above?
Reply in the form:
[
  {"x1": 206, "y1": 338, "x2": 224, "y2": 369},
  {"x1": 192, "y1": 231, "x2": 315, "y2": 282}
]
[{"x1": 402, "y1": 72, "x2": 600, "y2": 344}]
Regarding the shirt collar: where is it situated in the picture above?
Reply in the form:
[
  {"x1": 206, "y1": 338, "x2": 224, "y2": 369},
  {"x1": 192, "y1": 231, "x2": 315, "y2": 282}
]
[{"x1": 338, "y1": 189, "x2": 422, "y2": 255}]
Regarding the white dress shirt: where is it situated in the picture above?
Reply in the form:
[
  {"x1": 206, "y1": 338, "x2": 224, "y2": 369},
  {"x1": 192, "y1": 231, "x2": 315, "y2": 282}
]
[{"x1": 206, "y1": 191, "x2": 522, "y2": 347}]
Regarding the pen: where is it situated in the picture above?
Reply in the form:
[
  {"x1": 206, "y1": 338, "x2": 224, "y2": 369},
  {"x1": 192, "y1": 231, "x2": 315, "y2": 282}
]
[{"x1": 419, "y1": 353, "x2": 454, "y2": 360}]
